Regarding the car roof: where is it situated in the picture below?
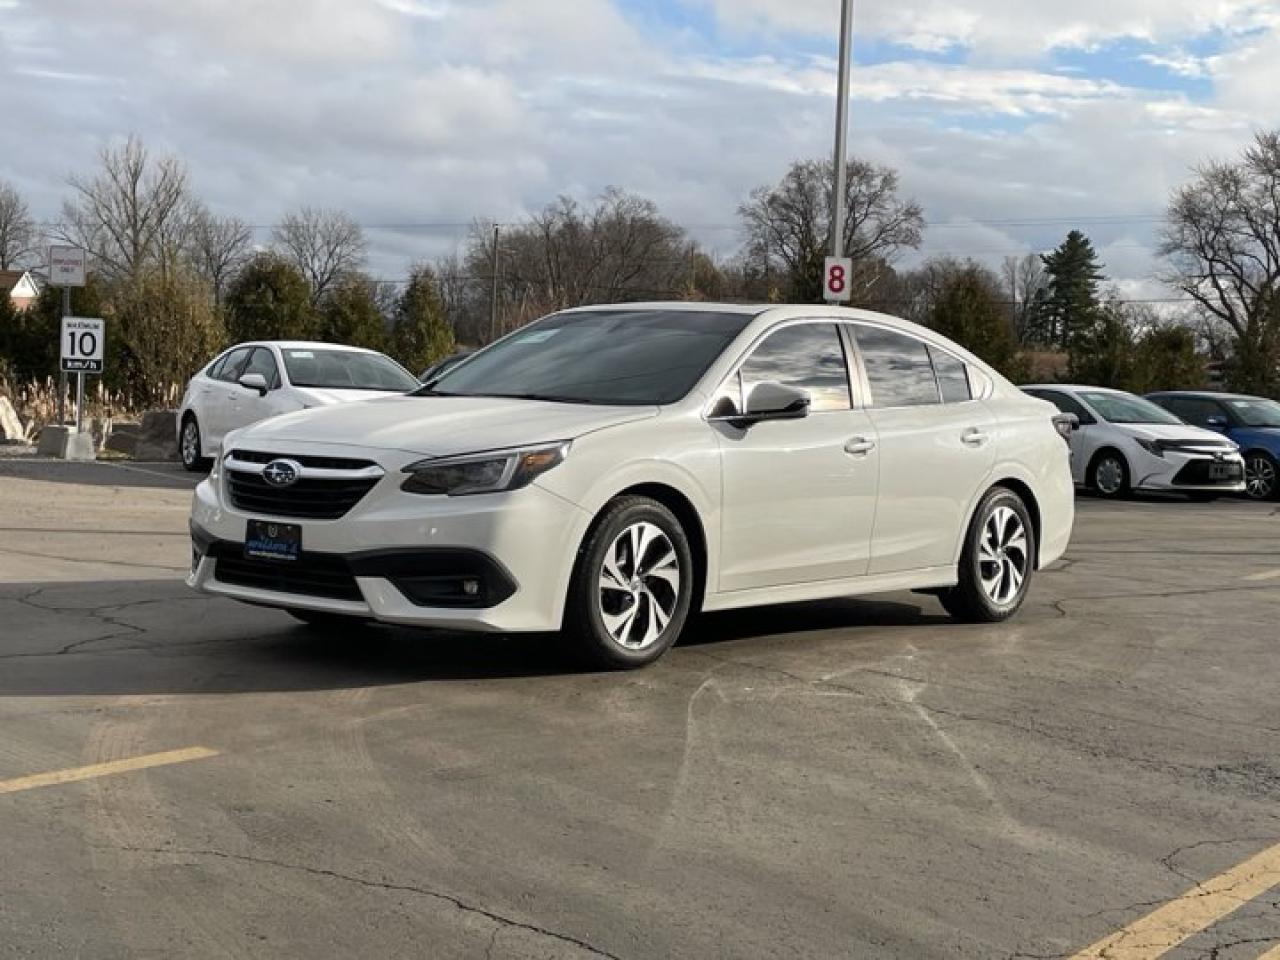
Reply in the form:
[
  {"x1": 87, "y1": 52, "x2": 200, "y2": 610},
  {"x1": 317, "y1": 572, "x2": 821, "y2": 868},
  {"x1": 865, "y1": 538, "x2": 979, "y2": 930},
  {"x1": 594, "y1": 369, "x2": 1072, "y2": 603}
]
[
  {"x1": 1146, "y1": 389, "x2": 1263, "y2": 400},
  {"x1": 1020, "y1": 383, "x2": 1131, "y2": 394},
  {"x1": 229, "y1": 341, "x2": 381, "y2": 354}
]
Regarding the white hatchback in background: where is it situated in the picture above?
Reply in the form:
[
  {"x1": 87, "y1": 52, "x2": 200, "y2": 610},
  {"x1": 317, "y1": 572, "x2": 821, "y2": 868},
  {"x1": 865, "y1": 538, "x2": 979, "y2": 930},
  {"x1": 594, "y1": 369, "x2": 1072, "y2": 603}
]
[
  {"x1": 177, "y1": 342, "x2": 420, "y2": 470},
  {"x1": 189, "y1": 303, "x2": 1077, "y2": 670},
  {"x1": 1020, "y1": 384, "x2": 1245, "y2": 500}
]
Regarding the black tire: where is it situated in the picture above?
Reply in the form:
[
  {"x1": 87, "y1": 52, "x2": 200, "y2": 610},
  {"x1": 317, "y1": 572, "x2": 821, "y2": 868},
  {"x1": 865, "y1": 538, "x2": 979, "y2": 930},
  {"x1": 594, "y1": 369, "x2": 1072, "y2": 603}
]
[
  {"x1": 563, "y1": 496, "x2": 695, "y2": 670},
  {"x1": 938, "y1": 487, "x2": 1037, "y2": 623},
  {"x1": 180, "y1": 415, "x2": 209, "y2": 472},
  {"x1": 1087, "y1": 449, "x2": 1130, "y2": 499},
  {"x1": 287, "y1": 609, "x2": 369, "y2": 633},
  {"x1": 1243, "y1": 451, "x2": 1279, "y2": 501}
]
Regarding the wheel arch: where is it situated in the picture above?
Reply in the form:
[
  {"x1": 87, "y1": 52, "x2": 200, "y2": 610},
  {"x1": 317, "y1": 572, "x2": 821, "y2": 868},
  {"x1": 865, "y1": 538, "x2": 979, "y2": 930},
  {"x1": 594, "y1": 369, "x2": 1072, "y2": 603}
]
[
  {"x1": 598, "y1": 482, "x2": 709, "y2": 615},
  {"x1": 991, "y1": 478, "x2": 1042, "y2": 570}
]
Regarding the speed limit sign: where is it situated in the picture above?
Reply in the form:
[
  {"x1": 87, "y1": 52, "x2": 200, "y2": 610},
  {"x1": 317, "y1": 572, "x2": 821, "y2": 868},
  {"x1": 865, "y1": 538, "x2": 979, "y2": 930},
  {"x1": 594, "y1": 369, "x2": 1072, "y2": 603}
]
[
  {"x1": 823, "y1": 256, "x2": 853, "y2": 303},
  {"x1": 60, "y1": 317, "x2": 105, "y2": 373}
]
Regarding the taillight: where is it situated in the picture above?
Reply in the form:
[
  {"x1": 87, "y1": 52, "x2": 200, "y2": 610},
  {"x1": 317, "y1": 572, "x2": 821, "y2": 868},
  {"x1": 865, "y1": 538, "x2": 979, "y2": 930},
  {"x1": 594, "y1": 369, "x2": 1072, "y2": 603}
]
[{"x1": 1052, "y1": 413, "x2": 1077, "y2": 443}]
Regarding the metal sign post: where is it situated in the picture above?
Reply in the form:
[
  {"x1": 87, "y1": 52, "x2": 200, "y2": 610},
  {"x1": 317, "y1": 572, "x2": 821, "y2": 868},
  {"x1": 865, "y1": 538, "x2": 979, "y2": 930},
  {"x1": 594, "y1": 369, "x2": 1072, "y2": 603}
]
[{"x1": 825, "y1": 0, "x2": 855, "y2": 303}]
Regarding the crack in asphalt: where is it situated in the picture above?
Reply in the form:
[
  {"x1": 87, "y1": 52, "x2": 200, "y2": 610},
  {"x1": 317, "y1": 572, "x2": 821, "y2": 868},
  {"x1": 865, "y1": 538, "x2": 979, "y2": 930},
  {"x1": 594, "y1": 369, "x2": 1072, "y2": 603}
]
[
  {"x1": 1, "y1": 591, "x2": 211, "y2": 660},
  {"x1": 104, "y1": 843, "x2": 625, "y2": 960}
]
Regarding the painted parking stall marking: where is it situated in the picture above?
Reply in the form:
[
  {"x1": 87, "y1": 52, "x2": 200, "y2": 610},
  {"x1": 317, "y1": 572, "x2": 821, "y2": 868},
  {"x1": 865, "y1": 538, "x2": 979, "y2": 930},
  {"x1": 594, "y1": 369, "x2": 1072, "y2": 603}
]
[
  {"x1": 1070, "y1": 839, "x2": 1280, "y2": 959},
  {"x1": 0, "y1": 747, "x2": 221, "y2": 796}
]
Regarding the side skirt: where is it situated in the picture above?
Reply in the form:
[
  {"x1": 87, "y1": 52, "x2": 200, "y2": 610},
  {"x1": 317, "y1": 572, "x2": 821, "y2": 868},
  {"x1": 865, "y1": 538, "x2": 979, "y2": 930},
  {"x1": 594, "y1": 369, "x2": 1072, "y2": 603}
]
[{"x1": 702, "y1": 565, "x2": 958, "y2": 613}]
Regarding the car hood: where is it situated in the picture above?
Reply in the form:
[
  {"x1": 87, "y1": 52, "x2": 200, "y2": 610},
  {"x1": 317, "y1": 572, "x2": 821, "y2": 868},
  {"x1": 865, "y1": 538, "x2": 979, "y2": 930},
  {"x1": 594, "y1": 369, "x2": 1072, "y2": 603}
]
[
  {"x1": 293, "y1": 387, "x2": 408, "y2": 406},
  {"x1": 234, "y1": 394, "x2": 658, "y2": 456},
  {"x1": 1121, "y1": 423, "x2": 1234, "y2": 444}
]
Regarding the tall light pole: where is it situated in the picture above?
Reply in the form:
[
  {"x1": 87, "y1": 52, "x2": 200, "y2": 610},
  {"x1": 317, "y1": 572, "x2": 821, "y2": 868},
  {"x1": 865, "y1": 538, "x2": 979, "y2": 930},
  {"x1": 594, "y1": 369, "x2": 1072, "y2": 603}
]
[{"x1": 830, "y1": 0, "x2": 854, "y2": 262}]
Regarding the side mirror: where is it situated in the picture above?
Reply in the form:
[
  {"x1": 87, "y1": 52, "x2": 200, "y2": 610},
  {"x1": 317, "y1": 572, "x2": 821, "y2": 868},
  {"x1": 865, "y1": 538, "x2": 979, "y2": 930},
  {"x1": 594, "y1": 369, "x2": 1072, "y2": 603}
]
[
  {"x1": 710, "y1": 381, "x2": 811, "y2": 428},
  {"x1": 1205, "y1": 415, "x2": 1228, "y2": 430},
  {"x1": 238, "y1": 373, "x2": 269, "y2": 396}
]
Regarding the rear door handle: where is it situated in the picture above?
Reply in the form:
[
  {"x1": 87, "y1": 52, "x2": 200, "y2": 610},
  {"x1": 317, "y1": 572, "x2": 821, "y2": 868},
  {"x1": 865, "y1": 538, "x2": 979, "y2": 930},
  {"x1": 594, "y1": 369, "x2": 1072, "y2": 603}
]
[
  {"x1": 961, "y1": 428, "x2": 989, "y2": 447},
  {"x1": 844, "y1": 437, "x2": 876, "y2": 456}
]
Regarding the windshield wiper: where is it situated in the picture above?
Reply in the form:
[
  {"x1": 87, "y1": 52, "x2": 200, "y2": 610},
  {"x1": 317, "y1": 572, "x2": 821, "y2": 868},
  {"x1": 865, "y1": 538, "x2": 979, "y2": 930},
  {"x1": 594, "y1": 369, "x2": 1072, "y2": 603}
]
[{"x1": 496, "y1": 393, "x2": 599, "y2": 404}]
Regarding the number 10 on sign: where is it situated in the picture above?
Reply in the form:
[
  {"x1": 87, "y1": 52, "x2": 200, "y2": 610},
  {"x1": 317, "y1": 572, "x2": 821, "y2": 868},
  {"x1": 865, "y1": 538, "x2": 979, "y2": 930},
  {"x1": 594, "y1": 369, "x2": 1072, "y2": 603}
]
[{"x1": 823, "y1": 256, "x2": 853, "y2": 303}]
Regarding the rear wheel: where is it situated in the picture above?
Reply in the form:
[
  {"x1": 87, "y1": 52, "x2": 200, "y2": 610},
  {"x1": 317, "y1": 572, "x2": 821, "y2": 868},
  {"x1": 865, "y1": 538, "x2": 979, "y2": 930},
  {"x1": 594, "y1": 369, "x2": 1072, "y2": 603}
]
[
  {"x1": 180, "y1": 416, "x2": 209, "y2": 472},
  {"x1": 563, "y1": 496, "x2": 694, "y2": 670},
  {"x1": 1088, "y1": 450, "x2": 1130, "y2": 499},
  {"x1": 1244, "y1": 452, "x2": 1278, "y2": 501},
  {"x1": 939, "y1": 487, "x2": 1036, "y2": 623}
]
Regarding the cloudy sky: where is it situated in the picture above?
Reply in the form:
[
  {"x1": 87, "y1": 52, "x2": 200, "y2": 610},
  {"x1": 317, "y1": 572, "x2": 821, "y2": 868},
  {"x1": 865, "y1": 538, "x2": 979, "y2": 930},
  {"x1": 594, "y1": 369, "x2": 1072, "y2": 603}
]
[{"x1": 2, "y1": 0, "x2": 1278, "y2": 296}]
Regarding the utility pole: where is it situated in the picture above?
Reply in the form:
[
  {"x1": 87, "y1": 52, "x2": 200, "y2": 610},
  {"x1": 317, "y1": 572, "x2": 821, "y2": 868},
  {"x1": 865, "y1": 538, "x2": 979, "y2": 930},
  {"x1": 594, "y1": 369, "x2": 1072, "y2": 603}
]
[
  {"x1": 489, "y1": 224, "x2": 501, "y2": 342},
  {"x1": 830, "y1": 0, "x2": 854, "y2": 261}
]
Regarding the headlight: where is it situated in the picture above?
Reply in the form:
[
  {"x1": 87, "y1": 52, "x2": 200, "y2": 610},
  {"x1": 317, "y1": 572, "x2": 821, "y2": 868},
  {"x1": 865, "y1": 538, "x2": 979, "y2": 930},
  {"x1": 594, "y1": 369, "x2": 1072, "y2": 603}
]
[
  {"x1": 401, "y1": 442, "x2": 570, "y2": 496},
  {"x1": 1135, "y1": 439, "x2": 1165, "y2": 458}
]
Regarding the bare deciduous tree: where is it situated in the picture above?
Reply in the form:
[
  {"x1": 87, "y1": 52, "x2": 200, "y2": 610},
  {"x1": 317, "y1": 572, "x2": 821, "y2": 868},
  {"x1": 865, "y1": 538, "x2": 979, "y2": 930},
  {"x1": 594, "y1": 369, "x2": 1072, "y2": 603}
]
[
  {"x1": 1002, "y1": 253, "x2": 1047, "y2": 343},
  {"x1": 0, "y1": 181, "x2": 37, "y2": 270},
  {"x1": 59, "y1": 134, "x2": 191, "y2": 280},
  {"x1": 1160, "y1": 130, "x2": 1280, "y2": 394},
  {"x1": 738, "y1": 158, "x2": 924, "y2": 303},
  {"x1": 272, "y1": 207, "x2": 367, "y2": 302},
  {"x1": 187, "y1": 203, "x2": 253, "y2": 304}
]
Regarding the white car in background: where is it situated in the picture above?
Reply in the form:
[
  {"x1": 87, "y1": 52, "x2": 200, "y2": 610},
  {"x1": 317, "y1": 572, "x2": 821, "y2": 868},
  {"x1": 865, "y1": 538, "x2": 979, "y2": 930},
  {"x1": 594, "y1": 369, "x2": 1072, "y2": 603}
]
[
  {"x1": 177, "y1": 341, "x2": 420, "y2": 470},
  {"x1": 189, "y1": 303, "x2": 1076, "y2": 669},
  {"x1": 1020, "y1": 384, "x2": 1245, "y2": 500}
]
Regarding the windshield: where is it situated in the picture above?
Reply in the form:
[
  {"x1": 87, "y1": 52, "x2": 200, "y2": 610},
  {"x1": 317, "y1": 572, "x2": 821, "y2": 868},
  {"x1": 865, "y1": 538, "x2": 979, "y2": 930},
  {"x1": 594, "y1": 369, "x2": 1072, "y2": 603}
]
[
  {"x1": 424, "y1": 309, "x2": 755, "y2": 405},
  {"x1": 282, "y1": 349, "x2": 419, "y2": 392},
  {"x1": 1226, "y1": 397, "x2": 1280, "y2": 427},
  {"x1": 1079, "y1": 391, "x2": 1183, "y2": 425}
]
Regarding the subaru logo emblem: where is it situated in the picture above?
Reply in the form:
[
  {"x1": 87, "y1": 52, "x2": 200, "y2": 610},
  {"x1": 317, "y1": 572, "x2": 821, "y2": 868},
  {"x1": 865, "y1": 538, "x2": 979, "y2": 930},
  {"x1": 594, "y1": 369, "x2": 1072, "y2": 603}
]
[{"x1": 262, "y1": 459, "x2": 301, "y2": 487}]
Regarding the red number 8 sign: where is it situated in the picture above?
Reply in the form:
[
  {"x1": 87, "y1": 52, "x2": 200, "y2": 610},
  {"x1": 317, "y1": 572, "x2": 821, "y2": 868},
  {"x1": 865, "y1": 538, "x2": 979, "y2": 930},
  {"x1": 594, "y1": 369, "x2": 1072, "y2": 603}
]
[{"x1": 823, "y1": 256, "x2": 853, "y2": 302}]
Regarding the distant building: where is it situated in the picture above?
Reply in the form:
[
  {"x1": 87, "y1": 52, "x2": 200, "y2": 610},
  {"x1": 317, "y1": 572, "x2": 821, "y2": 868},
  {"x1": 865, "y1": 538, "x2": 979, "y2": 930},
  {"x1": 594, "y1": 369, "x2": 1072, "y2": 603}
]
[{"x1": 0, "y1": 270, "x2": 40, "y2": 312}]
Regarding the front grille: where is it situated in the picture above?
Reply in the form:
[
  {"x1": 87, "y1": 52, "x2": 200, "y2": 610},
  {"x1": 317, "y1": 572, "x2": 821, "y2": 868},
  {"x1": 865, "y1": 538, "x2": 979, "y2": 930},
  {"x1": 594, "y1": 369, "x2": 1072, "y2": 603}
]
[
  {"x1": 211, "y1": 545, "x2": 363, "y2": 602},
  {"x1": 1172, "y1": 459, "x2": 1243, "y2": 486},
  {"x1": 226, "y1": 472, "x2": 379, "y2": 519},
  {"x1": 229, "y1": 449, "x2": 378, "y2": 471}
]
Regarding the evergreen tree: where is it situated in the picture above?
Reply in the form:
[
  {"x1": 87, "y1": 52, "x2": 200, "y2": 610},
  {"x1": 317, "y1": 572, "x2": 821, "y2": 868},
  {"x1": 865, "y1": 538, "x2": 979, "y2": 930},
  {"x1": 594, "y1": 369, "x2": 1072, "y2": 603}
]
[
  {"x1": 927, "y1": 263, "x2": 1020, "y2": 378},
  {"x1": 224, "y1": 253, "x2": 318, "y2": 343},
  {"x1": 1040, "y1": 231, "x2": 1105, "y2": 349},
  {"x1": 1068, "y1": 300, "x2": 1134, "y2": 388},
  {"x1": 390, "y1": 266, "x2": 455, "y2": 373},
  {"x1": 318, "y1": 273, "x2": 387, "y2": 351}
]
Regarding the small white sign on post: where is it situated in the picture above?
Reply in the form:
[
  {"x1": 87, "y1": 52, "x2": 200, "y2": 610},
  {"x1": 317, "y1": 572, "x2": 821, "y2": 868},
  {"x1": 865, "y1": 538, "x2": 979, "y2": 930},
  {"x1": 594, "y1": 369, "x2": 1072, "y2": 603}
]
[
  {"x1": 49, "y1": 245, "x2": 87, "y2": 287},
  {"x1": 61, "y1": 317, "x2": 104, "y2": 374},
  {"x1": 823, "y1": 256, "x2": 853, "y2": 303}
]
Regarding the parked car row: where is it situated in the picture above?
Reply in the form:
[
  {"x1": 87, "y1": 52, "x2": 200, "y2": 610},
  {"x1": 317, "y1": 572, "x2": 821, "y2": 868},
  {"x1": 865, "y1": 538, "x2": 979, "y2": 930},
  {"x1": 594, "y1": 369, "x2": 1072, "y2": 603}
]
[
  {"x1": 1020, "y1": 384, "x2": 1280, "y2": 501},
  {"x1": 181, "y1": 303, "x2": 1077, "y2": 668}
]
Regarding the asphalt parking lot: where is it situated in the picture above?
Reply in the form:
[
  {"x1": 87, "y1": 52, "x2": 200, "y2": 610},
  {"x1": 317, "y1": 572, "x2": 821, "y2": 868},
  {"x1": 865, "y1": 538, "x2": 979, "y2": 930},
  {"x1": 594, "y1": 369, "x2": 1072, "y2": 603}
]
[{"x1": 1, "y1": 459, "x2": 1278, "y2": 959}]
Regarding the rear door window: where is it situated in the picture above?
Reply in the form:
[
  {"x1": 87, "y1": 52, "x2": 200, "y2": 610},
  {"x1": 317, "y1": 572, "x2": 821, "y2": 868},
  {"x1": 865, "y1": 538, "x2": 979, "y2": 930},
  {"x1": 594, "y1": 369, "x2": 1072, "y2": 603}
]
[
  {"x1": 929, "y1": 347, "x2": 971, "y2": 403},
  {"x1": 853, "y1": 326, "x2": 939, "y2": 407}
]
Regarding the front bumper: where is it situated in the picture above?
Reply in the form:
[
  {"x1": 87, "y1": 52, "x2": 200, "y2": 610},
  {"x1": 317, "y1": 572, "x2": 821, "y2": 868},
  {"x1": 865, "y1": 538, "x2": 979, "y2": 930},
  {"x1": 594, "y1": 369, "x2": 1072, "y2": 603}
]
[
  {"x1": 1131, "y1": 449, "x2": 1246, "y2": 493},
  {"x1": 188, "y1": 449, "x2": 592, "y2": 632}
]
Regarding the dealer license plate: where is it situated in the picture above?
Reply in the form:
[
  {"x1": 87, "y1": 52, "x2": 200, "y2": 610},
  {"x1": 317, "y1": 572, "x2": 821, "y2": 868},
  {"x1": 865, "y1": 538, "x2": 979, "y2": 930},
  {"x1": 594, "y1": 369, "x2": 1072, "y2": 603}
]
[
  {"x1": 1209, "y1": 462, "x2": 1240, "y2": 481},
  {"x1": 245, "y1": 520, "x2": 301, "y2": 562}
]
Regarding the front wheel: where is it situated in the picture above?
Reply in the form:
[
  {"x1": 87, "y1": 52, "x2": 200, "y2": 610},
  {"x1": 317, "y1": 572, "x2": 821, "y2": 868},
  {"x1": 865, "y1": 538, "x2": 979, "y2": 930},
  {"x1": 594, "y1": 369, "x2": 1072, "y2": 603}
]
[
  {"x1": 939, "y1": 487, "x2": 1036, "y2": 623},
  {"x1": 180, "y1": 416, "x2": 209, "y2": 472},
  {"x1": 1088, "y1": 450, "x2": 1130, "y2": 499},
  {"x1": 1244, "y1": 452, "x2": 1278, "y2": 501},
  {"x1": 563, "y1": 496, "x2": 694, "y2": 670}
]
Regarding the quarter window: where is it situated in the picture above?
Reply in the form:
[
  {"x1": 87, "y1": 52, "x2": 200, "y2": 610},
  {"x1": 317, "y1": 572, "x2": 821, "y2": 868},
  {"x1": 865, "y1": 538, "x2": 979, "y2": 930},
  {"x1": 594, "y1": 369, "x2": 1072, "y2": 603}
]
[
  {"x1": 854, "y1": 326, "x2": 939, "y2": 407},
  {"x1": 738, "y1": 323, "x2": 852, "y2": 413},
  {"x1": 929, "y1": 347, "x2": 971, "y2": 403}
]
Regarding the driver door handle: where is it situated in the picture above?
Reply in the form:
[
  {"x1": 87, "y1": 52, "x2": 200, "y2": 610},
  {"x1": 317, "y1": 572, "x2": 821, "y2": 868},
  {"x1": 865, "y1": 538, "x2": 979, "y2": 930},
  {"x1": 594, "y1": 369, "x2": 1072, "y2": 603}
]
[
  {"x1": 961, "y1": 428, "x2": 989, "y2": 447},
  {"x1": 844, "y1": 437, "x2": 876, "y2": 456}
]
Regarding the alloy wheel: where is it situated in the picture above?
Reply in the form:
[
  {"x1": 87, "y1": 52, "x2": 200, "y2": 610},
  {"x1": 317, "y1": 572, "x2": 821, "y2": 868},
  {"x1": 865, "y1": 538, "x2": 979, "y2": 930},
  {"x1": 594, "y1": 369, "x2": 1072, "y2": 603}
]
[
  {"x1": 1245, "y1": 455, "x2": 1276, "y2": 500},
  {"x1": 1094, "y1": 456, "x2": 1125, "y2": 495},
  {"x1": 978, "y1": 505, "x2": 1029, "y2": 606},
  {"x1": 181, "y1": 421, "x2": 199, "y2": 467},
  {"x1": 597, "y1": 521, "x2": 681, "y2": 650}
]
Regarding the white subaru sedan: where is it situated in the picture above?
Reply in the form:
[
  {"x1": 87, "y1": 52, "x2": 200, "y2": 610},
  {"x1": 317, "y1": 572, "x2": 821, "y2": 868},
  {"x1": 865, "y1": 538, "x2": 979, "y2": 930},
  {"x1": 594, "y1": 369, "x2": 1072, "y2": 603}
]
[
  {"x1": 1021, "y1": 384, "x2": 1245, "y2": 500},
  {"x1": 189, "y1": 304, "x2": 1075, "y2": 668},
  {"x1": 176, "y1": 341, "x2": 420, "y2": 470}
]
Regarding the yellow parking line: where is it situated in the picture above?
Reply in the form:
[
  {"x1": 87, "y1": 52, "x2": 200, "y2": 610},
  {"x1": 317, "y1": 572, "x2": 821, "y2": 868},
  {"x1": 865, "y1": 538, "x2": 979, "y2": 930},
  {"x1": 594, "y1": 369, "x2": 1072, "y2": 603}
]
[
  {"x1": 1069, "y1": 840, "x2": 1280, "y2": 959},
  {"x1": 1244, "y1": 568, "x2": 1280, "y2": 582},
  {"x1": 1257, "y1": 945, "x2": 1280, "y2": 960},
  {"x1": 0, "y1": 747, "x2": 220, "y2": 795}
]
